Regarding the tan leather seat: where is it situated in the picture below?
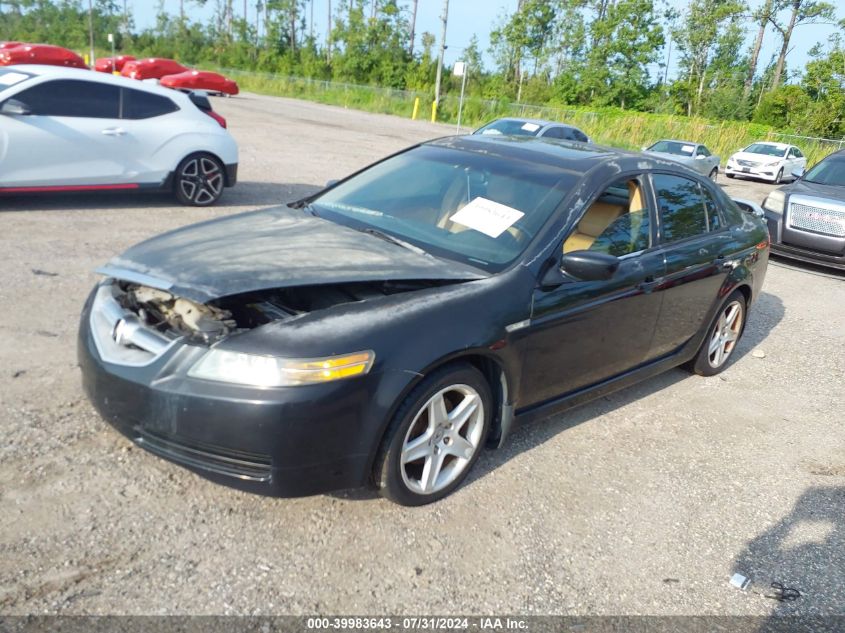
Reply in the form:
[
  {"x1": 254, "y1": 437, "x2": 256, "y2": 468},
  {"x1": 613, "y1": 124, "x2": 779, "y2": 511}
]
[{"x1": 563, "y1": 201, "x2": 624, "y2": 252}]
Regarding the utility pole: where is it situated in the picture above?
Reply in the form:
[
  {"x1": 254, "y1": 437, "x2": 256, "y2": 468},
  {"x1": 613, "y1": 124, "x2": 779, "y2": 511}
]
[
  {"x1": 87, "y1": 0, "x2": 95, "y2": 67},
  {"x1": 433, "y1": 0, "x2": 449, "y2": 109},
  {"x1": 310, "y1": 0, "x2": 314, "y2": 39},
  {"x1": 408, "y1": 0, "x2": 418, "y2": 54},
  {"x1": 327, "y1": 0, "x2": 332, "y2": 62}
]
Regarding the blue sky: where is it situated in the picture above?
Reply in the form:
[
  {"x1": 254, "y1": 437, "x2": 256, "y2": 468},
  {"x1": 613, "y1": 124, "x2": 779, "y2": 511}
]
[{"x1": 133, "y1": 0, "x2": 841, "y2": 82}]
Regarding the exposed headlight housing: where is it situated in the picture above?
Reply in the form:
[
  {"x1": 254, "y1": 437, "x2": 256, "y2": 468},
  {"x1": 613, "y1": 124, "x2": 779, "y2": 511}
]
[
  {"x1": 762, "y1": 190, "x2": 786, "y2": 215},
  {"x1": 188, "y1": 349, "x2": 375, "y2": 387}
]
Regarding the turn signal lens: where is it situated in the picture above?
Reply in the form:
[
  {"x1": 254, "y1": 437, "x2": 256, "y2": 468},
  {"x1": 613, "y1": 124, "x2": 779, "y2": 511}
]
[{"x1": 188, "y1": 349, "x2": 375, "y2": 387}]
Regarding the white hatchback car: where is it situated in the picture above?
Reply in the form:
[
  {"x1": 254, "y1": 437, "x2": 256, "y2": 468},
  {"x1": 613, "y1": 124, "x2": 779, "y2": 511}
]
[
  {"x1": 725, "y1": 141, "x2": 806, "y2": 184},
  {"x1": 0, "y1": 65, "x2": 238, "y2": 205}
]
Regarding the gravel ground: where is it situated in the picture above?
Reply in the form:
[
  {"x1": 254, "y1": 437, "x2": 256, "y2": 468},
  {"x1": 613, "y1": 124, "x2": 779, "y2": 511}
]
[{"x1": 1, "y1": 93, "x2": 844, "y2": 617}]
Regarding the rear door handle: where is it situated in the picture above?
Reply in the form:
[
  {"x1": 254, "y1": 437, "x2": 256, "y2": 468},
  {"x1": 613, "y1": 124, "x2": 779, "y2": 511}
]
[
  {"x1": 101, "y1": 127, "x2": 126, "y2": 136},
  {"x1": 714, "y1": 254, "x2": 736, "y2": 270}
]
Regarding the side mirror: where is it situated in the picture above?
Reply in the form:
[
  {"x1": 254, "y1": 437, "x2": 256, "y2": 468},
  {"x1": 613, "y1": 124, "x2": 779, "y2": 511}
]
[
  {"x1": 325, "y1": 179, "x2": 339, "y2": 188},
  {"x1": 790, "y1": 167, "x2": 803, "y2": 179},
  {"x1": 0, "y1": 99, "x2": 31, "y2": 116},
  {"x1": 695, "y1": 154, "x2": 705, "y2": 160},
  {"x1": 641, "y1": 146, "x2": 648, "y2": 152},
  {"x1": 562, "y1": 250, "x2": 620, "y2": 281},
  {"x1": 731, "y1": 198, "x2": 765, "y2": 218},
  {"x1": 540, "y1": 251, "x2": 622, "y2": 287}
]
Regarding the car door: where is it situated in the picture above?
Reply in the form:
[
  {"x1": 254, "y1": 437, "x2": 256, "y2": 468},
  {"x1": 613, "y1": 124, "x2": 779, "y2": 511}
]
[
  {"x1": 112, "y1": 86, "x2": 183, "y2": 185},
  {"x1": 517, "y1": 174, "x2": 666, "y2": 407},
  {"x1": 0, "y1": 78, "x2": 126, "y2": 187},
  {"x1": 647, "y1": 173, "x2": 733, "y2": 358}
]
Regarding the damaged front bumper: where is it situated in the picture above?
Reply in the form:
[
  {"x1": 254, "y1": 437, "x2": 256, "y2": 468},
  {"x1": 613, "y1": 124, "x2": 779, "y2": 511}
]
[{"x1": 78, "y1": 283, "x2": 380, "y2": 497}]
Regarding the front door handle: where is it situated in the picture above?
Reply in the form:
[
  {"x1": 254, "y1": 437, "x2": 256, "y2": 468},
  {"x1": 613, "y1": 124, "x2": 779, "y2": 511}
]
[
  {"x1": 638, "y1": 276, "x2": 662, "y2": 293},
  {"x1": 101, "y1": 127, "x2": 126, "y2": 136}
]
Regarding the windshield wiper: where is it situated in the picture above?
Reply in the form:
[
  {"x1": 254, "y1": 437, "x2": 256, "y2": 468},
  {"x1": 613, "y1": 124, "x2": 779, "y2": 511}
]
[{"x1": 361, "y1": 228, "x2": 430, "y2": 256}]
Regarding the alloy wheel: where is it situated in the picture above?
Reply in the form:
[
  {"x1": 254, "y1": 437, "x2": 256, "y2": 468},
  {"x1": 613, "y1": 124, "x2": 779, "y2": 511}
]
[
  {"x1": 707, "y1": 300, "x2": 743, "y2": 369},
  {"x1": 179, "y1": 156, "x2": 224, "y2": 205},
  {"x1": 400, "y1": 384, "x2": 485, "y2": 495}
]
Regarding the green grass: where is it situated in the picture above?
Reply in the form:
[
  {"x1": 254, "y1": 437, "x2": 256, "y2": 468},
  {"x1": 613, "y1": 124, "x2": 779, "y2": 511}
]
[{"x1": 216, "y1": 68, "x2": 844, "y2": 167}]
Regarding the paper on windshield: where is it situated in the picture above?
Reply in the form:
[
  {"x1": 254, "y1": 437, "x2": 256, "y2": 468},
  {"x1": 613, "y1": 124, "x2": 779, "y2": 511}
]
[
  {"x1": 449, "y1": 197, "x2": 525, "y2": 238},
  {"x1": 681, "y1": 145, "x2": 695, "y2": 154},
  {"x1": 521, "y1": 123, "x2": 541, "y2": 132},
  {"x1": 0, "y1": 72, "x2": 29, "y2": 87}
]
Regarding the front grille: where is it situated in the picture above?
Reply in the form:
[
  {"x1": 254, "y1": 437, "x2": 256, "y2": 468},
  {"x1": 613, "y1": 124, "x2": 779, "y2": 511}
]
[
  {"x1": 136, "y1": 428, "x2": 273, "y2": 482},
  {"x1": 737, "y1": 159, "x2": 760, "y2": 167},
  {"x1": 789, "y1": 202, "x2": 845, "y2": 238}
]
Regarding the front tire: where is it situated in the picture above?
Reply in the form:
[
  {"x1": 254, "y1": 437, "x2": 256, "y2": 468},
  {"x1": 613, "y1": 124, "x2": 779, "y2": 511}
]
[
  {"x1": 775, "y1": 168, "x2": 784, "y2": 184},
  {"x1": 709, "y1": 168, "x2": 718, "y2": 182},
  {"x1": 685, "y1": 291, "x2": 746, "y2": 376},
  {"x1": 375, "y1": 364, "x2": 492, "y2": 506},
  {"x1": 174, "y1": 153, "x2": 225, "y2": 206}
]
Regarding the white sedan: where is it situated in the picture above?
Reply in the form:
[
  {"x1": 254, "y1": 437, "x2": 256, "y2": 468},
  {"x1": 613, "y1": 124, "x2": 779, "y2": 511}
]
[
  {"x1": 725, "y1": 141, "x2": 806, "y2": 184},
  {"x1": 0, "y1": 65, "x2": 238, "y2": 205}
]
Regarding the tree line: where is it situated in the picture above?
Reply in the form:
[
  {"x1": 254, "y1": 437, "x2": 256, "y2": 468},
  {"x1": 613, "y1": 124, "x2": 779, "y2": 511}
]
[{"x1": 1, "y1": 0, "x2": 844, "y2": 138}]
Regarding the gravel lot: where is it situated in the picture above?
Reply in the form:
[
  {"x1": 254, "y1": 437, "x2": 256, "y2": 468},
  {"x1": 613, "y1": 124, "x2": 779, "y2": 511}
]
[{"x1": 1, "y1": 93, "x2": 844, "y2": 617}]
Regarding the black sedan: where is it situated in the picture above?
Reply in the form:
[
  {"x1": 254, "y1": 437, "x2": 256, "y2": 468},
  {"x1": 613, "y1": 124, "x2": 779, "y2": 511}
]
[
  {"x1": 762, "y1": 149, "x2": 845, "y2": 270},
  {"x1": 79, "y1": 136, "x2": 770, "y2": 505}
]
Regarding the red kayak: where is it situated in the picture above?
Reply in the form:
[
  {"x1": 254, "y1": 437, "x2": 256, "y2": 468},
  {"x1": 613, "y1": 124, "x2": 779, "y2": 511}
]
[
  {"x1": 121, "y1": 58, "x2": 189, "y2": 80},
  {"x1": 160, "y1": 70, "x2": 239, "y2": 95},
  {"x1": 95, "y1": 55, "x2": 136, "y2": 73},
  {"x1": 0, "y1": 43, "x2": 87, "y2": 68}
]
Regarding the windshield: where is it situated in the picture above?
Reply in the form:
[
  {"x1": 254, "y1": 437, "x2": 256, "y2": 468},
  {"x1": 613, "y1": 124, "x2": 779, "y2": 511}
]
[
  {"x1": 475, "y1": 119, "x2": 544, "y2": 137},
  {"x1": 648, "y1": 140, "x2": 695, "y2": 156},
  {"x1": 310, "y1": 145, "x2": 575, "y2": 272},
  {"x1": 745, "y1": 143, "x2": 787, "y2": 157},
  {"x1": 0, "y1": 68, "x2": 33, "y2": 93},
  {"x1": 802, "y1": 158, "x2": 845, "y2": 187}
]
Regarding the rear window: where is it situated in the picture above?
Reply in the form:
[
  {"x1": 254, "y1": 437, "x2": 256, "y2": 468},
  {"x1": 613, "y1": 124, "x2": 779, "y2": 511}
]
[
  {"x1": 122, "y1": 87, "x2": 178, "y2": 119},
  {"x1": 0, "y1": 68, "x2": 33, "y2": 93}
]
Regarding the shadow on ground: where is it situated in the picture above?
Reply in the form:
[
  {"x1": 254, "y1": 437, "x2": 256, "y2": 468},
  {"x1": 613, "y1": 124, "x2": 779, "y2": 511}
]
[
  {"x1": 732, "y1": 486, "x2": 845, "y2": 628},
  {"x1": 0, "y1": 181, "x2": 321, "y2": 212}
]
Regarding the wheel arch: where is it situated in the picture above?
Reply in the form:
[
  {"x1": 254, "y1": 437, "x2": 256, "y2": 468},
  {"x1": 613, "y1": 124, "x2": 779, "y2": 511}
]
[{"x1": 367, "y1": 350, "x2": 516, "y2": 486}]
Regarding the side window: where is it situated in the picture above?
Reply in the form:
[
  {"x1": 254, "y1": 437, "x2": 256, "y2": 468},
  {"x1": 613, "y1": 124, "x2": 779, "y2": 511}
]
[
  {"x1": 696, "y1": 146, "x2": 706, "y2": 157},
  {"x1": 573, "y1": 129, "x2": 589, "y2": 143},
  {"x1": 653, "y1": 174, "x2": 712, "y2": 242},
  {"x1": 795, "y1": 148, "x2": 804, "y2": 158},
  {"x1": 787, "y1": 148, "x2": 796, "y2": 158},
  {"x1": 698, "y1": 146, "x2": 711, "y2": 157},
  {"x1": 563, "y1": 176, "x2": 651, "y2": 256},
  {"x1": 14, "y1": 79, "x2": 119, "y2": 118},
  {"x1": 699, "y1": 184, "x2": 723, "y2": 231},
  {"x1": 542, "y1": 127, "x2": 564, "y2": 139},
  {"x1": 122, "y1": 88, "x2": 178, "y2": 119}
]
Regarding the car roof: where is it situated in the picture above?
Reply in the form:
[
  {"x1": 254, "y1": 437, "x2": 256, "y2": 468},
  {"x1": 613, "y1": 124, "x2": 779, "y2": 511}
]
[
  {"x1": 426, "y1": 135, "x2": 673, "y2": 175},
  {"x1": 4, "y1": 64, "x2": 185, "y2": 99},
  {"x1": 653, "y1": 139, "x2": 700, "y2": 146},
  {"x1": 485, "y1": 117, "x2": 587, "y2": 130}
]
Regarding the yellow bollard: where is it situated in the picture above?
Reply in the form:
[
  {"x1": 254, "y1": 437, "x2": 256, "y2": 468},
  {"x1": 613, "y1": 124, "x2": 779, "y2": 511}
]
[
  {"x1": 431, "y1": 101, "x2": 437, "y2": 123},
  {"x1": 84, "y1": 53, "x2": 90, "y2": 66},
  {"x1": 411, "y1": 97, "x2": 419, "y2": 120}
]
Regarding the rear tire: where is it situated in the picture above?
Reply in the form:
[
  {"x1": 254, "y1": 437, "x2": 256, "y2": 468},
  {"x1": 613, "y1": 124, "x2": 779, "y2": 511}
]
[
  {"x1": 174, "y1": 152, "x2": 225, "y2": 206},
  {"x1": 685, "y1": 291, "x2": 746, "y2": 377},
  {"x1": 726, "y1": 173, "x2": 735, "y2": 179},
  {"x1": 375, "y1": 363, "x2": 492, "y2": 506}
]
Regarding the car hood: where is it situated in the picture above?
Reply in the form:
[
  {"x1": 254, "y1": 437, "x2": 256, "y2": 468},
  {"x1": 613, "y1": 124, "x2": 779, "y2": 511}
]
[
  {"x1": 731, "y1": 151, "x2": 783, "y2": 164},
  {"x1": 98, "y1": 206, "x2": 487, "y2": 303},
  {"x1": 784, "y1": 179, "x2": 845, "y2": 203}
]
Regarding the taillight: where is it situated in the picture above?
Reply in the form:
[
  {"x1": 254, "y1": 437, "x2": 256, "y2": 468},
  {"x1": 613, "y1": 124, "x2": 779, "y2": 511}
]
[{"x1": 205, "y1": 110, "x2": 227, "y2": 128}]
